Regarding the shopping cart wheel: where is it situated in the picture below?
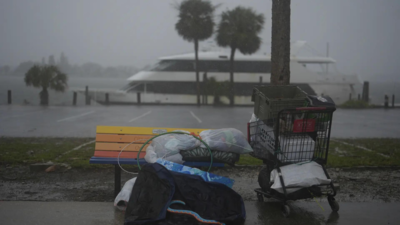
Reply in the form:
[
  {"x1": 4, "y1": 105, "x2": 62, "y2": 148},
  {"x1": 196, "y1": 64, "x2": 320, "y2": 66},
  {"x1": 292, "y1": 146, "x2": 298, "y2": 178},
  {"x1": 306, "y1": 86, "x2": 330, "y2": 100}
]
[
  {"x1": 281, "y1": 204, "x2": 291, "y2": 218},
  {"x1": 328, "y1": 196, "x2": 339, "y2": 212},
  {"x1": 257, "y1": 193, "x2": 264, "y2": 202},
  {"x1": 258, "y1": 166, "x2": 271, "y2": 193}
]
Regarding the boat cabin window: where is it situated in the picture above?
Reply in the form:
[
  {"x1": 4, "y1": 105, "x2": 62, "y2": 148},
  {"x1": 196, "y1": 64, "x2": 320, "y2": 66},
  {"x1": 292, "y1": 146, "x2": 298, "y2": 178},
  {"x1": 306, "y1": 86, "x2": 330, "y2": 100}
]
[{"x1": 151, "y1": 60, "x2": 271, "y2": 73}]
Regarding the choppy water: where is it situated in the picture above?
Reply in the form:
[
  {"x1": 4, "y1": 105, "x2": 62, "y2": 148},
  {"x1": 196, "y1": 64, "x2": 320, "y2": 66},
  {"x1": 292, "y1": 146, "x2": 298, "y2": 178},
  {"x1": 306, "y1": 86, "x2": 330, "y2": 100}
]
[{"x1": 0, "y1": 75, "x2": 399, "y2": 106}]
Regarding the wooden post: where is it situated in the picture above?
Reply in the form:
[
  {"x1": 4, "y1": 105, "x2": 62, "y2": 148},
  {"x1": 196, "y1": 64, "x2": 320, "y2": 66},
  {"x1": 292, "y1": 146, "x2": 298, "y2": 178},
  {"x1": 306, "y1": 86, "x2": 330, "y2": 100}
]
[
  {"x1": 85, "y1": 86, "x2": 91, "y2": 105},
  {"x1": 392, "y1": 95, "x2": 395, "y2": 108},
  {"x1": 349, "y1": 93, "x2": 352, "y2": 101},
  {"x1": 137, "y1": 92, "x2": 141, "y2": 104},
  {"x1": 72, "y1": 92, "x2": 77, "y2": 106},
  {"x1": 259, "y1": 76, "x2": 263, "y2": 84},
  {"x1": 105, "y1": 93, "x2": 109, "y2": 105},
  {"x1": 271, "y1": 0, "x2": 291, "y2": 85},
  {"x1": 384, "y1": 95, "x2": 389, "y2": 108},
  {"x1": 362, "y1": 81, "x2": 369, "y2": 102},
  {"x1": 7, "y1": 90, "x2": 11, "y2": 104}
]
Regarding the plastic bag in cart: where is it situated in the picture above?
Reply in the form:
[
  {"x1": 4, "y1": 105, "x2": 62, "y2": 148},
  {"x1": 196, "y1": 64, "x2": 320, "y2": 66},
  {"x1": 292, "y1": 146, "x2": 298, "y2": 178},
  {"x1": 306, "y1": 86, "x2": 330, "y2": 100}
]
[
  {"x1": 270, "y1": 161, "x2": 331, "y2": 193},
  {"x1": 200, "y1": 128, "x2": 253, "y2": 154}
]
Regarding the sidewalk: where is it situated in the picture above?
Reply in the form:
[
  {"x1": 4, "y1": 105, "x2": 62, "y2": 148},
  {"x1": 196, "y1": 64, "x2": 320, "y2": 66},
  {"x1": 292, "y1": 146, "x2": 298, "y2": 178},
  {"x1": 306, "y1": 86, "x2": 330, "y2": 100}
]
[{"x1": 1, "y1": 201, "x2": 399, "y2": 225}]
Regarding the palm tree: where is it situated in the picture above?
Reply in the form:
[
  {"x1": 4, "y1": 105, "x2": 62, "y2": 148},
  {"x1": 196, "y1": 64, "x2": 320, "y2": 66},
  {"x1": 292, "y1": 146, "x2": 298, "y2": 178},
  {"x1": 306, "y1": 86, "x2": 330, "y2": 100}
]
[
  {"x1": 271, "y1": 0, "x2": 291, "y2": 85},
  {"x1": 216, "y1": 7, "x2": 264, "y2": 106},
  {"x1": 175, "y1": 0, "x2": 216, "y2": 106},
  {"x1": 24, "y1": 65, "x2": 68, "y2": 105}
]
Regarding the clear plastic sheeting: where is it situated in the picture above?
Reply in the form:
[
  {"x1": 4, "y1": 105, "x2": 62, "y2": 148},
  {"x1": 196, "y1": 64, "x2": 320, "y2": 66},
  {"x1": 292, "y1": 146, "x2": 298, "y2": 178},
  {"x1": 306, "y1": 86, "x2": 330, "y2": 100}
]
[
  {"x1": 145, "y1": 146, "x2": 184, "y2": 164},
  {"x1": 270, "y1": 161, "x2": 331, "y2": 193},
  {"x1": 200, "y1": 128, "x2": 253, "y2": 154},
  {"x1": 150, "y1": 131, "x2": 201, "y2": 159}
]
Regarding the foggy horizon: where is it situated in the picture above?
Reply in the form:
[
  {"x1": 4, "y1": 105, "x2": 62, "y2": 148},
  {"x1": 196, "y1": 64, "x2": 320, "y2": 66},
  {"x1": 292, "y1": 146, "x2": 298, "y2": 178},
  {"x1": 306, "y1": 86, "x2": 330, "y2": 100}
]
[{"x1": 1, "y1": 0, "x2": 399, "y2": 79}]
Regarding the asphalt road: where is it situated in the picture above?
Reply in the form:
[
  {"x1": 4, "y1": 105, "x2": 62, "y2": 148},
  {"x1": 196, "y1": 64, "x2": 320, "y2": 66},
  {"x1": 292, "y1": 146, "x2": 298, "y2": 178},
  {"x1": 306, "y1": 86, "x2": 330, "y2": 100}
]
[
  {"x1": 0, "y1": 105, "x2": 399, "y2": 138},
  {"x1": 0, "y1": 201, "x2": 399, "y2": 225}
]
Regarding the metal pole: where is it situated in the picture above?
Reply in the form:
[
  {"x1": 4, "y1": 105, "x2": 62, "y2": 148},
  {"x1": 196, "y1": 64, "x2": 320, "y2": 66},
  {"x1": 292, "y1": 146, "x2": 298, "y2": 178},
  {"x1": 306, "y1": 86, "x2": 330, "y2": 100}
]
[
  {"x1": 349, "y1": 93, "x2": 352, "y2": 101},
  {"x1": 384, "y1": 95, "x2": 389, "y2": 108},
  {"x1": 7, "y1": 90, "x2": 11, "y2": 104},
  {"x1": 358, "y1": 94, "x2": 360, "y2": 100},
  {"x1": 114, "y1": 165, "x2": 121, "y2": 198},
  {"x1": 137, "y1": 92, "x2": 141, "y2": 104},
  {"x1": 72, "y1": 92, "x2": 77, "y2": 106},
  {"x1": 105, "y1": 93, "x2": 109, "y2": 105}
]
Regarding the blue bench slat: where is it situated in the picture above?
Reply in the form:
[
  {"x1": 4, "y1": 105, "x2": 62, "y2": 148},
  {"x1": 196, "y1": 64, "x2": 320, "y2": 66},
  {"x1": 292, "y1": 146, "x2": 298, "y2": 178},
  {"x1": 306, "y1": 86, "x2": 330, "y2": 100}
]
[{"x1": 89, "y1": 157, "x2": 225, "y2": 167}]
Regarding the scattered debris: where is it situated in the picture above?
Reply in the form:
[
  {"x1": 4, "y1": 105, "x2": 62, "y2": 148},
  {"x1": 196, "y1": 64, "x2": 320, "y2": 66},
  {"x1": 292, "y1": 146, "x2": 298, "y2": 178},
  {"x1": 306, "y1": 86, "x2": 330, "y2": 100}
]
[
  {"x1": 45, "y1": 165, "x2": 57, "y2": 173},
  {"x1": 30, "y1": 162, "x2": 54, "y2": 172}
]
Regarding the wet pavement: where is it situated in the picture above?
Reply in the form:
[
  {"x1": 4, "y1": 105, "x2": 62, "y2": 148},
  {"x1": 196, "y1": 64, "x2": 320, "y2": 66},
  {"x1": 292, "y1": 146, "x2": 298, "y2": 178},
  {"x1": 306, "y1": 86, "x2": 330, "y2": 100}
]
[
  {"x1": 0, "y1": 105, "x2": 399, "y2": 138},
  {"x1": 0, "y1": 201, "x2": 399, "y2": 225}
]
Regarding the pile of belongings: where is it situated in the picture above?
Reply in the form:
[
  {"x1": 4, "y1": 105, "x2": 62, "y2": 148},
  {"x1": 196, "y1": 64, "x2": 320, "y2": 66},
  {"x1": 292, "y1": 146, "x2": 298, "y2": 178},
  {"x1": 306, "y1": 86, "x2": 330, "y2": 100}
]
[
  {"x1": 117, "y1": 161, "x2": 245, "y2": 225},
  {"x1": 145, "y1": 129, "x2": 253, "y2": 166},
  {"x1": 114, "y1": 128, "x2": 252, "y2": 224}
]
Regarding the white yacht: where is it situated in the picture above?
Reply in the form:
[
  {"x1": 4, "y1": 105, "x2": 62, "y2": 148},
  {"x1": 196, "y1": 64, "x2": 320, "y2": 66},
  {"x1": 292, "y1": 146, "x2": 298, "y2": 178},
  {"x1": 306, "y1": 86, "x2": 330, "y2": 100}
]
[{"x1": 84, "y1": 42, "x2": 360, "y2": 105}]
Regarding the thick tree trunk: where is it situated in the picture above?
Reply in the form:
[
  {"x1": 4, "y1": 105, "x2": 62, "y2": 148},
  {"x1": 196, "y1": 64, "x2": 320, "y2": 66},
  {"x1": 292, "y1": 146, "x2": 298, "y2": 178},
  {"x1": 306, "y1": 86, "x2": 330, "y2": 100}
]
[
  {"x1": 271, "y1": 0, "x2": 291, "y2": 85},
  {"x1": 40, "y1": 87, "x2": 49, "y2": 105},
  {"x1": 229, "y1": 47, "x2": 236, "y2": 106},
  {"x1": 194, "y1": 39, "x2": 200, "y2": 106}
]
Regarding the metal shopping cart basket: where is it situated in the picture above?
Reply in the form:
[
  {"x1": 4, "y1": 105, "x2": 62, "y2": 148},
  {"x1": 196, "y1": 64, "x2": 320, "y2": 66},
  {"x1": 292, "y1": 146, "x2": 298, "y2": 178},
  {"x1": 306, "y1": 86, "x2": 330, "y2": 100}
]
[{"x1": 248, "y1": 106, "x2": 338, "y2": 217}]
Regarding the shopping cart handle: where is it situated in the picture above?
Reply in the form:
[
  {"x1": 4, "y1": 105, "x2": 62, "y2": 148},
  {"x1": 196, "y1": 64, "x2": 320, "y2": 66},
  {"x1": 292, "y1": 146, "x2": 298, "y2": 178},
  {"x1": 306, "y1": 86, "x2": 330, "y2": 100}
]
[{"x1": 296, "y1": 107, "x2": 326, "y2": 111}]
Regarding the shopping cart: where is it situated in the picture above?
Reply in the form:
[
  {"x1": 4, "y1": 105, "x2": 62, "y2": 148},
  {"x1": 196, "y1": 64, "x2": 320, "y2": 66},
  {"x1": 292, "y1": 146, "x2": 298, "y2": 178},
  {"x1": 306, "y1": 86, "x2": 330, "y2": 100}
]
[{"x1": 248, "y1": 106, "x2": 339, "y2": 217}]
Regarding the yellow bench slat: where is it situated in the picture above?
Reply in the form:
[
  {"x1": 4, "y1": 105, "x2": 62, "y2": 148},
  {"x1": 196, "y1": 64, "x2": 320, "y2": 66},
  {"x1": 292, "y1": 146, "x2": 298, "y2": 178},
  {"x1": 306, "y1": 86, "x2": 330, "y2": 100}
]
[{"x1": 96, "y1": 126, "x2": 207, "y2": 135}]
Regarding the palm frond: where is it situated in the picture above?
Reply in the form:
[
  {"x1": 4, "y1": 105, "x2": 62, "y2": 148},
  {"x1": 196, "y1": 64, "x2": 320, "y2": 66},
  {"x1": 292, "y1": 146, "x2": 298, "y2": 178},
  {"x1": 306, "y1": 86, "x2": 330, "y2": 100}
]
[
  {"x1": 216, "y1": 6, "x2": 265, "y2": 55},
  {"x1": 175, "y1": 0, "x2": 216, "y2": 42}
]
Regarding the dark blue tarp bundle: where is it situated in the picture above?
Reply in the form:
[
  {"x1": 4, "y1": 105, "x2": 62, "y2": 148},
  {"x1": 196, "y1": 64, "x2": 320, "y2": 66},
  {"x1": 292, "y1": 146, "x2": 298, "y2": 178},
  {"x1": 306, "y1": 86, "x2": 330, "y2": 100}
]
[{"x1": 125, "y1": 163, "x2": 246, "y2": 225}]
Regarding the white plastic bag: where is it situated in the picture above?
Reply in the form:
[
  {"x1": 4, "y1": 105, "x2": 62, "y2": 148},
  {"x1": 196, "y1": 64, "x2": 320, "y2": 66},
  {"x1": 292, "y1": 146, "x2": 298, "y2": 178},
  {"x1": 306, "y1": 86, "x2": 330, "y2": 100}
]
[
  {"x1": 145, "y1": 145, "x2": 184, "y2": 164},
  {"x1": 150, "y1": 131, "x2": 200, "y2": 158},
  {"x1": 114, "y1": 177, "x2": 137, "y2": 211},
  {"x1": 164, "y1": 153, "x2": 184, "y2": 164},
  {"x1": 200, "y1": 128, "x2": 253, "y2": 154},
  {"x1": 270, "y1": 161, "x2": 331, "y2": 193},
  {"x1": 144, "y1": 147, "x2": 158, "y2": 163}
]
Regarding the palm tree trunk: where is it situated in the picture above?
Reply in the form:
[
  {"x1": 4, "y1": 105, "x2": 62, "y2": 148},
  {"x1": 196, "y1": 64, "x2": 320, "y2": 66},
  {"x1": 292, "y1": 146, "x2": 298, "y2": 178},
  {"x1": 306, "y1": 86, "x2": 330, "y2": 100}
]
[
  {"x1": 40, "y1": 87, "x2": 49, "y2": 106},
  {"x1": 194, "y1": 39, "x2": 200, "y2": 106},
  {"x1": 271, "y1": 0, "x2": 291, "y2": 85},
  {"x1": 229, "y1": 47, "x2": 236, "y2": 106}
]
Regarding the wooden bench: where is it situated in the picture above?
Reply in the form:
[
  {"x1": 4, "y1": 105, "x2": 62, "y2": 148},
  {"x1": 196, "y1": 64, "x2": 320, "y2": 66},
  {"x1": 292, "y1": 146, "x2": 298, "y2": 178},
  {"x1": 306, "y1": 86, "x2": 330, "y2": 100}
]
[{"x1": 89, "y1": 126, "x2": 225, "y2": 197}]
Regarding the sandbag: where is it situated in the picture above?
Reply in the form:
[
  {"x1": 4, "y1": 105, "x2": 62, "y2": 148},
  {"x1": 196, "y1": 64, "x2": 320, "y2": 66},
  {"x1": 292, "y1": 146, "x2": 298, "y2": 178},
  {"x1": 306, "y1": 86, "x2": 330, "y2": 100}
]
[{"x1": 200, "y1": 128, "x2": 253, "y2": 154}]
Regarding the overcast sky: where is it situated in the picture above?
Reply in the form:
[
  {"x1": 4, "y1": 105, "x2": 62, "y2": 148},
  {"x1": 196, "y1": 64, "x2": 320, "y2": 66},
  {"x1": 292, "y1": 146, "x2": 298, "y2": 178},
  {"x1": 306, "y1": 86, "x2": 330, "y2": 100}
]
[{"x1": 0, "y1": 0, "x2": 399, "y2": 79}]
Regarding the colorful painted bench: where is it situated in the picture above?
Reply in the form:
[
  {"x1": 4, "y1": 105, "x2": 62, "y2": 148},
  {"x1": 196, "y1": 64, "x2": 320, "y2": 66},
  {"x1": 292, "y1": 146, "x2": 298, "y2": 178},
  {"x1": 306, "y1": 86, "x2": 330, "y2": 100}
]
[{"x1": 89, "y1": 126, "x2": 225, "y2": 196}]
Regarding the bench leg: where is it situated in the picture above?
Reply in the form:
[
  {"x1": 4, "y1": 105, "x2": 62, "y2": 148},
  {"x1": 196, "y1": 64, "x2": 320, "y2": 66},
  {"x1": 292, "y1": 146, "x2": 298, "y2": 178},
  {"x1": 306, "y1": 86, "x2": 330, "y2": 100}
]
[{"x1": 114, "y1": 165, "x2": 121, "y2": 198}]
